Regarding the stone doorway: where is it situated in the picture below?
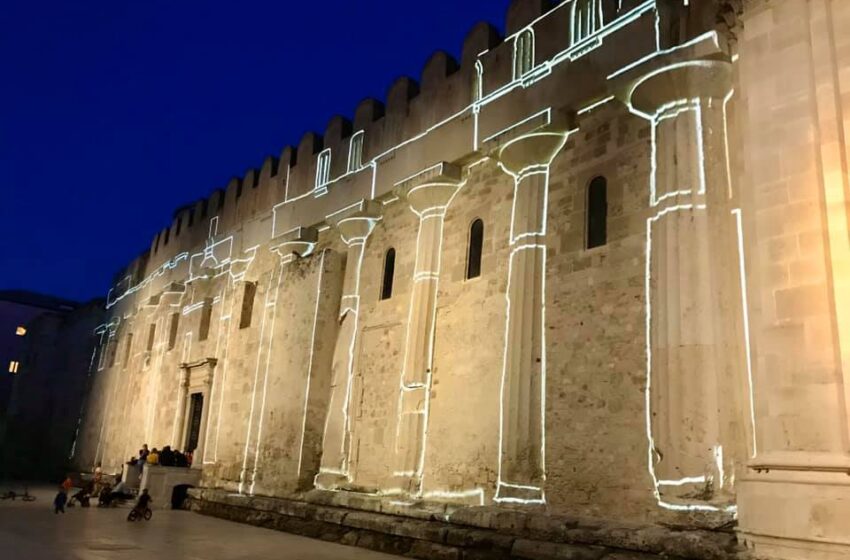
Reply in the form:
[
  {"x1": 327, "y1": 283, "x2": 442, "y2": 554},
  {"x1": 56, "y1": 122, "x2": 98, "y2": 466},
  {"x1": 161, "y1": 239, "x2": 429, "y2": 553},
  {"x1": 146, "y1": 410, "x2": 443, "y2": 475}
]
[
  {"x1": 185, "y1": 392, "x2": 204, "y2": 453},
  {"x1": 175, "y1": 357, "x2": 217, "y2": 468}
]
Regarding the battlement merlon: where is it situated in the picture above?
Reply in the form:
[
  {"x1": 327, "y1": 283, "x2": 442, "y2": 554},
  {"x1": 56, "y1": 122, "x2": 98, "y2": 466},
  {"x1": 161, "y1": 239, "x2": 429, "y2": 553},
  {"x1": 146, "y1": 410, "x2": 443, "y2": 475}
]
[{"x1": 116, "y1": 0, "x2": 736, "y2": 303}]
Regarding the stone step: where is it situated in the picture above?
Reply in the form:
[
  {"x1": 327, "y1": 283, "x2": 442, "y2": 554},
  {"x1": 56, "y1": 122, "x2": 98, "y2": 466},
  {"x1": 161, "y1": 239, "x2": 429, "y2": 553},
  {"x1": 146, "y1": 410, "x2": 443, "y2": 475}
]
[{"x1": 188, "y1": 489, "x2": 747, "y2": 560}]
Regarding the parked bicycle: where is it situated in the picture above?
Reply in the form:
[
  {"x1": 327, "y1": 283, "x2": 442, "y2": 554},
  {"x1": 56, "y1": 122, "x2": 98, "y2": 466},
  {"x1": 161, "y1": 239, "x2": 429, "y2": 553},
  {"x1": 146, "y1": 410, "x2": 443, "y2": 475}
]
[{"x1": 0, "y1": 487, "x2": 36, "y2": 501}]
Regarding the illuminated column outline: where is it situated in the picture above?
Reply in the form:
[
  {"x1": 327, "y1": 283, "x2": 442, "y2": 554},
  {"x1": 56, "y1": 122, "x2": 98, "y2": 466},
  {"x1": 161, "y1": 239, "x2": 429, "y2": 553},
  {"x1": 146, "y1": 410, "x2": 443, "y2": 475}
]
[
  {"x1": 238, "y1": 259, "x2": 284, "y2": 493},
  {"x1": 244, "y1": 227, "x2": 318, "y2": 494},
  {"x1": 93, "y1": 324, "x2": 119, "y2": 466},
  {"x1": 206, "y1": 278, "x2": 234, "y2": 464},
  {"x1": 171, "y1": 366, "x2": 191, "y2": 446},
  {"x1": 494, "y1": 131, "x2": 570, "y2": 504},
  {"x1": 626, "y1": 59, "x2": 742, "y2": 511},
  {"x1": 390, "y1": 163, "x2": 464, "y2": 495},
  {"x1": 315, "y1": 201, "x2": 382, "y2": 490},
  {"x1": 143, "y1": 314, "x2": 166, "y2": 442}
]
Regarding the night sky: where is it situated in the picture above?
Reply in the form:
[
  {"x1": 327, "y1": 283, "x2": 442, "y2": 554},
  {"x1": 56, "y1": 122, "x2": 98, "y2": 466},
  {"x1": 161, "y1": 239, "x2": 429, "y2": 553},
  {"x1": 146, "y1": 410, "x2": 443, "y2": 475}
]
[{"x1": 1, "y1": 0, "x2": 511, "y2": 303}]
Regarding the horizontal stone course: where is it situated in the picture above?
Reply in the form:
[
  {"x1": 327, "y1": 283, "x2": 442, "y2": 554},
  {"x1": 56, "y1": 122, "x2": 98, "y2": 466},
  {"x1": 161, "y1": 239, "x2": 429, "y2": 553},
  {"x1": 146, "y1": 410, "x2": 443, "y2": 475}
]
[{"x1": 188, "y1": 488, "x2": 744, "y2": 560}]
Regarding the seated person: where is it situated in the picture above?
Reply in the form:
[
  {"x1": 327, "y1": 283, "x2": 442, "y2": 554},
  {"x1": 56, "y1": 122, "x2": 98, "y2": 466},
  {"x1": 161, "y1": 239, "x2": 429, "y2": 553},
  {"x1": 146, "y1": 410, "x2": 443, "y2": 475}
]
[
  {"x1": 101, "y1": 480, "x2": 133, "y2": 506},
  {"x1": 98, "y1": 483, "x2": 113, "y2": 506},
  {"x1": 159, "y1": 446, "x2": 175, "y2": 467},
  {"x1": 173, "y1": 450, "x2": 188, "y2": 468},
  {"x1": 69, "y1": 484, "x2": 92, "y2": 507}
]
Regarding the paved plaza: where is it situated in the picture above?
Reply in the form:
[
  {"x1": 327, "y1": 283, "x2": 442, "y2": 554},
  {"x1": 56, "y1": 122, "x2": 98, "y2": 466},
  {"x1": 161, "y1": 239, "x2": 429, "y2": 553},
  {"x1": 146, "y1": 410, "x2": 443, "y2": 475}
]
[{"x1": 0, "y1": 485, "x2": 401, "y2": 560}]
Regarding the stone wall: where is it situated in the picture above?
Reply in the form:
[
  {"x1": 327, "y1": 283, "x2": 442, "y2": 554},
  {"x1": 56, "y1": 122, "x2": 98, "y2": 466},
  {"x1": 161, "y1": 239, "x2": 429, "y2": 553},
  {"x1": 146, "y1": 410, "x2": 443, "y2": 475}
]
[{"x1": 71, "y1": 1, "x2": 850, "y2": 558}]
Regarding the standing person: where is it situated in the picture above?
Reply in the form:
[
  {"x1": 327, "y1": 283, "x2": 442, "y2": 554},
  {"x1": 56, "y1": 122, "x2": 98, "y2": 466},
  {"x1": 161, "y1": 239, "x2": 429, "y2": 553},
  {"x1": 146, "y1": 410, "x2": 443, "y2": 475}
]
[
  {"x1": 53, "y1": 487, "x2": 67, "y2": 514},
  {"x1": 138, "y1": 444, "x2": 149, "y2": 475}
]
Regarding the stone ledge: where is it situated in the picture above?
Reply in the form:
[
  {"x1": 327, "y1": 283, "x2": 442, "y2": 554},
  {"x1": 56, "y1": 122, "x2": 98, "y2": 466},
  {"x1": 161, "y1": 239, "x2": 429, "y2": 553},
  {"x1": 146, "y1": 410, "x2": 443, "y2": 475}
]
[{"x1": 188, "y1": 488, "x2": 747, "y2": 560}]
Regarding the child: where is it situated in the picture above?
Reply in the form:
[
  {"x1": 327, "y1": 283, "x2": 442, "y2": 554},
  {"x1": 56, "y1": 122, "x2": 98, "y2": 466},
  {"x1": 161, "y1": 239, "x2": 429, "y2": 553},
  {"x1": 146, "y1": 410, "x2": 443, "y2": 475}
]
[
  {"x1": 53, "y1": 487, "x2": 67, "y2": 514},
  {"x1": 134, "y1": 488, "x2": 152, "y2": 513}
]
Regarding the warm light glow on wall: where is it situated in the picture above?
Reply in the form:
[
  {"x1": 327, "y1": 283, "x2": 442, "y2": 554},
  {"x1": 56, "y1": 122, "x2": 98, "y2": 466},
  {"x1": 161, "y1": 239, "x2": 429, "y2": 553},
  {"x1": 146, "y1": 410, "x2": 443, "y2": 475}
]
[
  {"x1": 8, "y1": 361, "x2": 19, "y2": 373},
  {"x1": 15, "y1": 326, "x2": 26, "y2": 336}
]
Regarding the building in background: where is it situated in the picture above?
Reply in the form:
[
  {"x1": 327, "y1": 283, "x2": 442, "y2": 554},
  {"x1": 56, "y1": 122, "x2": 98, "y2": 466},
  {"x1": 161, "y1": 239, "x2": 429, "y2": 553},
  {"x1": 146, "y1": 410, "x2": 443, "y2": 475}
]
[
  {"x1": 0, "y1": 291, "x2": 78, "y2": 420},
  {"x1": 0, "y1": 296, "x2": 103, "y2": 481},
  {"x1": 70, "y1": 1, "x2": 850, "y2": 559}
]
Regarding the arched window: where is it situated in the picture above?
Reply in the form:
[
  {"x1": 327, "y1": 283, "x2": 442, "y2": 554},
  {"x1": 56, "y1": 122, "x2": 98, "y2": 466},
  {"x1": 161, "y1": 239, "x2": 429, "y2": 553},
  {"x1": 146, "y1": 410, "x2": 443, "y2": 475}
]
[
  {"x1": 472, "y1": 60, "x2": 484, "y2": 103},
  {"x1": 348, "y1": 131, "x2": 364, "y2": 173},
  {"x1": 381, "y1": 248, "x2": 396, "y2": 300},
  {"x1": 513, "y1": 29, "x2": 534, "y2": 79},
  {"x1": 315, "y1": 148, "x2": 331, "y2": 195},
  {"x1": 466, "y1": 219, "x2": 484, "y2": 280},
  {"x1": 586, "y1": 176, "x2": 608, "y2": 249},
  {"x1": 571, "y1": 0, "x2": 603, "y2": 45}
]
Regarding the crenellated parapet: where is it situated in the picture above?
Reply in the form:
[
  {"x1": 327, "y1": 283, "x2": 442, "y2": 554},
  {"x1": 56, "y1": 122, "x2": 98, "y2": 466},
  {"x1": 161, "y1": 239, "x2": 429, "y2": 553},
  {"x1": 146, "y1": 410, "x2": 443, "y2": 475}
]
[{"x1": 114, "y1": 0, "x2": 735, "y2": 312}]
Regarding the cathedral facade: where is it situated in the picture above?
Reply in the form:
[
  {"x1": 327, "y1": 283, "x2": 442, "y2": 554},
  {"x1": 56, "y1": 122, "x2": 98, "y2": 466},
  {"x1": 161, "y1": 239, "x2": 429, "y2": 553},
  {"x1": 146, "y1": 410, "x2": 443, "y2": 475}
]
[{"x1": 74, "y1": 1, "x2": 850, "y2": 558}]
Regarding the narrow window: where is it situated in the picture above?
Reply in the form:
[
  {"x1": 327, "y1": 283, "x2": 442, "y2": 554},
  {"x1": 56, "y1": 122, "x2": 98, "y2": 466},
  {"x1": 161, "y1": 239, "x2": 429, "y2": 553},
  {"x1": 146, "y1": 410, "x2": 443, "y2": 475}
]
[
  {"x1": 513, "y1": 29, "x2": 534, "y2": 79},
  {"x1": 199, "y1": 298, "x2": 213, "y2": 341},
  {"x1": 107, "y1": 336, "x2": 118, "y2": 368},
  {"x1": 97, "y1": 339, "x2": 108, "y2": 371},
  {"x1": 239, "y1": 282, "x2": 256, "y2": 329},
  {"x1": 146, "y1": 323, "x2": 156, "y2": 352},
  {"x1": 123, "y1": 333, "x2": 133, "y2": 367},
  {"x1": 572, "y1": 0, "x2": 603, "y2": 44},
  {"x1": 380, "y1": 248, "x2": 396, "y2": 301},
  {"x1": 154, "y1": 233, "x2": 160, "y2": 254},
  {"x1": 176, "y1": 216, "x2": 182, "y2": 236},
  {"x1": 472, "y1": 60, "x2": 484, "y2": 103},
  {"x1": 167, "y1": 313, "x2": 179, "y2": 351},
  {"x1": 8, "y1": 361, "x2": 19, "y2": 373},
  {"x1": 164, "y1": 229, "x2": 170, "y2": 246},
  {"x1": 586, "y1": 176, "x2": 608, "y2": 249},
  {"x1": 315, "y1": 149, "x2": 331, "y2": 191},
  {"x1": 348, "y1": 131, "x2": 364, "y2": 173},
  {"x1": 466, "y1": 219, "x2": 484, "y2": 280},
  {"x1": 15, "y1": 326, "x2": 26, "y2": 336}
]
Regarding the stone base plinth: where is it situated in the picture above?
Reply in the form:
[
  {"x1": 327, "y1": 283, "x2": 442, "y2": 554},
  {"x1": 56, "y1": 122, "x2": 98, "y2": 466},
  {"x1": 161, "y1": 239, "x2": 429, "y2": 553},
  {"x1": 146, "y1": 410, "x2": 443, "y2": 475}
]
[
  {"x1": 738, "y1": 469, "x2": 850, "y2": 560},
  {"x1": 188, "y1": 487, "x2": 744, "y2": 559},
  {"x1": 140, "y1": 465, "x2": 202, "y2": 509},
  {"x1": 121, "y1": 464, "x2": 142, "y2": 489}
]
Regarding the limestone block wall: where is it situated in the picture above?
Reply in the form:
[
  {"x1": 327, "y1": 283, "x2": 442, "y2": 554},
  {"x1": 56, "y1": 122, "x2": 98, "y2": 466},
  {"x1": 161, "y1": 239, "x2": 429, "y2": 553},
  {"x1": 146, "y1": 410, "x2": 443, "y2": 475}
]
[
  {"x1": 734, "y1": 1, "x2": 850, "y2": 557},
  {"x1": 72, "y1": 4, "x2": 850, "y2": 557}
]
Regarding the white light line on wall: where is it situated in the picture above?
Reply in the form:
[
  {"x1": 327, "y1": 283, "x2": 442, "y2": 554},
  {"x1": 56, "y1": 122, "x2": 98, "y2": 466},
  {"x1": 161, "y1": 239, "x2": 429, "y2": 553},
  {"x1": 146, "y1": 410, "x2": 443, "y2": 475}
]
[
  {"x1": 297, "y1": 250, "x2": 327, "y2": 478},
  {"x1": 732, "y1": 208, "x2": 758, "y2": 458}
]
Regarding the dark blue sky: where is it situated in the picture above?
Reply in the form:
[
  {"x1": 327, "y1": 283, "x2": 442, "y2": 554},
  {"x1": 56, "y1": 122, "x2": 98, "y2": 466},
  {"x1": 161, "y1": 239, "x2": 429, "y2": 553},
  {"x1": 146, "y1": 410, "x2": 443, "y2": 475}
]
[{"x1": 0, "y1": 0, "x2": 510, "y2": 302}]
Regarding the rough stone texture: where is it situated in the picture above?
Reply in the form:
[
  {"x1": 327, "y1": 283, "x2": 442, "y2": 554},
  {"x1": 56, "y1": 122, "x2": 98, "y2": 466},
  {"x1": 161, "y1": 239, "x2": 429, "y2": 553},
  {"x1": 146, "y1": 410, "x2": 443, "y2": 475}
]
[
  {"x1": 71, "y1": 1, "x2": 850, "y2": 559},
  {"x1": 189, "y1": 488, "x2": 739, "y2": 560}
]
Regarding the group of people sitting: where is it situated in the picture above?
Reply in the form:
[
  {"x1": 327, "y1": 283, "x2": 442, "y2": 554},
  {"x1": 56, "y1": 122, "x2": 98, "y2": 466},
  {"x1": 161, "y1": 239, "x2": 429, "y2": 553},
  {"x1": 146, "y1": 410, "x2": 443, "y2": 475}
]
[
  {"x1": 129, "y1": 444, "x2": 192, "y2": 470},
  {"x1": 54, "y1": 468, "x2": 134, "y2": 513}
]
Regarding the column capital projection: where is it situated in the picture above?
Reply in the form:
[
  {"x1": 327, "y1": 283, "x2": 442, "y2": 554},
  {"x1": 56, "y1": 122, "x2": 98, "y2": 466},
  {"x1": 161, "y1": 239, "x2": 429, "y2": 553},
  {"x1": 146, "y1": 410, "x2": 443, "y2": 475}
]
[
  {"x1": 270, "y1": 226, "x2": 319, "y2": 262},
  {"x1": 626, "y1": 59, "x2": 732, "y2": 119},
  {"x1": 394, "y1": 162, "x2": 463, "y2": 217},
  {"x1": 326, "y1": 200, "x2": 383, "y2": 246},
  {"x1": 497, "y1": 131, "x2": 571, "y2": 178}
]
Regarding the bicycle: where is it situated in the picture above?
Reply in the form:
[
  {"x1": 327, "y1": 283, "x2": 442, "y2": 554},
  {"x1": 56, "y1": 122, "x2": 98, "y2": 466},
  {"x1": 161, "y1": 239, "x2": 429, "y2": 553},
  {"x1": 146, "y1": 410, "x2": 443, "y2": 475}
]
[
  {"x1": 1, "y1": 487, "x2": 36, "y2": 502},
  {"x1": 127, "y1": 506, "x2": 152, "y2": 521}
]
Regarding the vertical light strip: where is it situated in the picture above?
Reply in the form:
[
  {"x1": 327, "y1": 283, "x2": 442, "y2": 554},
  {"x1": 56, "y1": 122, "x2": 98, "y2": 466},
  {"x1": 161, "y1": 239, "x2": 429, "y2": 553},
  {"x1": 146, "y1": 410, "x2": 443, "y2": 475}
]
[{"x1": 732, "y1": 208, "x2": 758, "y2": 458}]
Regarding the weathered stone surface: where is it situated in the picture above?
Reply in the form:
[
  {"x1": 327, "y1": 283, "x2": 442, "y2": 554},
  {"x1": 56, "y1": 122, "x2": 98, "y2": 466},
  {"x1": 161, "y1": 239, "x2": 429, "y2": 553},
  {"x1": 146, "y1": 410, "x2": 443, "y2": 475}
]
[
  {"x1": 72, "y1": 1, "x2": 850, "y2": 559},
  {"x1": 511, "y1": 539, "x2": 608, "y2": 560},
  {"x1": 189, "y1": 491, "x2": 742, "y2": 560}
]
